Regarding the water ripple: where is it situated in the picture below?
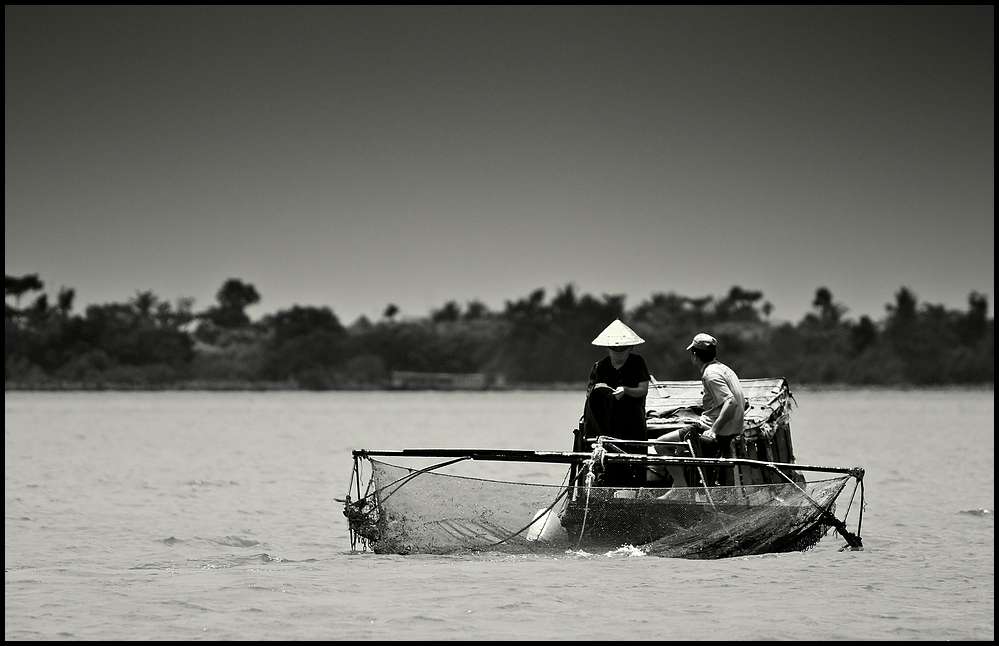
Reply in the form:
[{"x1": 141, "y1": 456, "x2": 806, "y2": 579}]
[
  {"x1": 958, "y1": 508, "x2": 992, "y2": 517},
  {"x1": 204, "y1": 535, "x2": 261, "y2": 548}
]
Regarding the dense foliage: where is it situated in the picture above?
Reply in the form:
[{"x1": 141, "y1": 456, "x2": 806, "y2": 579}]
[{"x1": 5, "y1": 275, "x2": 993, "y2": 389}]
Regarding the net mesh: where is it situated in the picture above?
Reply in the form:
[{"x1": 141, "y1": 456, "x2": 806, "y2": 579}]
[{"x1": 346, "y1": 458, "x2": 852, "y2": 559}]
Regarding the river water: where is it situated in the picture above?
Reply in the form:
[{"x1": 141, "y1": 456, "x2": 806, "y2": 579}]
[{"x1": 4, "y1": 388, "x2": 994, "y2": 640}]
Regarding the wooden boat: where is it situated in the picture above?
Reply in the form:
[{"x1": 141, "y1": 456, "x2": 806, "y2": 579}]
[{"x1": 341, "y1": 377, "x2": 865, "y2": 559}]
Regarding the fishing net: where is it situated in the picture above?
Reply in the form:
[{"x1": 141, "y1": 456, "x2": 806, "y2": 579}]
[
  {"x1": 575, "y1": 476, "x2": 851, "y2": 559},
  {"x1": 346, "y1": 458, "x2": 569, "y2": 555},
  {"x1": 345, "y1": 458, "x2": 855, "y2": 559}
]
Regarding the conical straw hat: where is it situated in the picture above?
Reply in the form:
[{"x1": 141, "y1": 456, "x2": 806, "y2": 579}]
[{"x1": 591, "y1": 319, "x2": 645, "y2": 347}]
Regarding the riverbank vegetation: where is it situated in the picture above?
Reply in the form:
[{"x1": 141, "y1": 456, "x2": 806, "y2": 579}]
[{"x1": 5, "y1": 275, "x2": 993, "y2": 390}]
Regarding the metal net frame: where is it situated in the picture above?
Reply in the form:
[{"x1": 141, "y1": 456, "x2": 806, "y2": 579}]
[{"x1": 342, "y1": 452, "x2": 864, "y2": 559}]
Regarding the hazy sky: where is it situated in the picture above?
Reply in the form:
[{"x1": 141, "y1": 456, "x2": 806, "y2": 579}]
[{"x1": 5, "y1": 6, "x2": 994, "y2": 324}]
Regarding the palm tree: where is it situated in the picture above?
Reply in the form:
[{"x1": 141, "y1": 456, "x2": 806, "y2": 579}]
[
  {"x1": 130, "y1": 290, "x2": 159, "y2": 321},
  {"x1": 57, "y1": 287, "x2": 75, "y2": 317},
  {"x1": 5, "y1": 274, "x2": 44, "y2": 310}
]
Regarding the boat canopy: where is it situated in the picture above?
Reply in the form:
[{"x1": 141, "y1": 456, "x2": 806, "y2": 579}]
[{"x1": 642, "y1": 376, "x2": 798, "y2": 472}]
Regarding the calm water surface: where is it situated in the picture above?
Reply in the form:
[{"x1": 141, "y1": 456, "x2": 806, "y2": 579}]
[{"x1": 5, "y1": 388, "x2": 994, "y2": 640}]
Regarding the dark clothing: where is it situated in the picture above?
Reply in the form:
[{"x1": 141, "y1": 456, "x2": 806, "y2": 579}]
[
  {"x1": 685, "y1": 430, "x2": 736, "y2": 486},
  {"x1": 584, "y1": 353, "x2": 651, "y2": 442},
  {"x1": 582, "y1": 353, "x2": 651, "y2": 487}
]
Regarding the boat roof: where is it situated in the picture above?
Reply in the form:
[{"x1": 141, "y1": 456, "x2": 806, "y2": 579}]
[{"x1": 646, "y1": 376, "x2": 792, "y2": 431}]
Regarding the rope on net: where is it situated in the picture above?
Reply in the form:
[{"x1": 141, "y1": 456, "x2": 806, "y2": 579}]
[{"x1": 576, "y1": 440, "x2": 608, "y2": 548}]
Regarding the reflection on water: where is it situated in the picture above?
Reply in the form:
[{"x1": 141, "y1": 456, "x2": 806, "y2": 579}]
[{"x1": 5, "y1": 388, "x2": 994, "y2": 640}]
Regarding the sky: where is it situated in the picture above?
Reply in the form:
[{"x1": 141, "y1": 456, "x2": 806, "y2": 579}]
[{"x1": 5, "y1": 6, "x2": 994, "y2": 325}]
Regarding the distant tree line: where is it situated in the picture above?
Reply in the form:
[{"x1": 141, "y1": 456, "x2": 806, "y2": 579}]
[{"x1": 5, "y1": 274, "x2": 994, "y2": 389}]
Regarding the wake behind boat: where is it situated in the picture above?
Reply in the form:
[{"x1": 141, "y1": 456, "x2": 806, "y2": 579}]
[{"x1": 340, "y1": 377, "x2": 865, "y2": 559}]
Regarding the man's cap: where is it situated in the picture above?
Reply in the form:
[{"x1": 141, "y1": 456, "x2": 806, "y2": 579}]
[
  {"x1": 686, "y1": 333, "x2": 717, "y2": 351},
  {"x1": 591, "y1": 319, "x2": 645, "y2": 347}
]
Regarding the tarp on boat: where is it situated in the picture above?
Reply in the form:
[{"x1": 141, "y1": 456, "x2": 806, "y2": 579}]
[{"x1": 643, "y1": 377, "x2": 799, "y2": 485}]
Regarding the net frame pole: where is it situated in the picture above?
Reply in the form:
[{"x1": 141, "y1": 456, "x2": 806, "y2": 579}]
[{"x1": 351, "y1": 448, "x2": 864, "y2": 479}]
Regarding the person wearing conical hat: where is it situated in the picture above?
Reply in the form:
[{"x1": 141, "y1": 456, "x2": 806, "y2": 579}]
[{"x1": 580, "y1": 319, "x2": 652, "y2": 487}]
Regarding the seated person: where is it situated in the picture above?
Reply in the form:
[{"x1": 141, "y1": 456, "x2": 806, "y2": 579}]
[
  {"x1": 653, "y1": 333, "x2": 745, "y2": 486},
  {"x1": 581, "y1": 319, "x2": 651, "y2": 487}
]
